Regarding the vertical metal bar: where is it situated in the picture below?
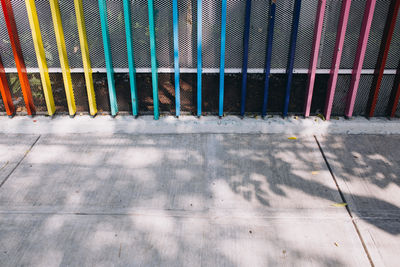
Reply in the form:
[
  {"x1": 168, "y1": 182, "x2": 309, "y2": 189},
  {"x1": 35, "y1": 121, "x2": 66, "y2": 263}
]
[
  {"x1": 345, "y1": 0, "x2": 376, "y2": 118},
  {"x1": 98, "y1": 0, "x2": 118, "y2": 116},
  {"x1": 1, "y1": 0, "x2": 35, "y2": 115},
  {"x1": 283, "y1": 0, "x2": 302, "y2": 117},
  {"x1": 368, "y1": 0, "x2": 399, "y2": 118},
  {"x1": 197, "y1": 0, "x2": 202, "y2": 117},
  {"x1": 219, "y1": 0, "x2": 227, "y2": 117},
  {"x1": 389, "y1": 68, "x2": 400, "y2": 117},
  {"x1": 172, "y1": 0, "x2": 180, "y2": 117},
  {"x1": 49, "y1": 0, "x2": 76, "y2": 116},
  {"x1": 324, "y1": 0, "x2": 351, "y2": 121},
  {"x1": 0, "y1": 55, "x2": 15, "y2": 116},
  {"x1": 25, "y1": 0, "x2": 56, "y2": 116},
  {"x1": 240, "y1": 0, "x2": 251, "y2": 117},
  {"x1": 122, "y1": 0, "x2": 138, "y2": 116},
  {"x1": 73, "y1": 0, "x2": 97, "y2": 116},
  {"x1": 148, "y1": 0, "x2": 159, "y2": 120},
  {"x1": 304, "y1": 0, "x2": 326, "y2": 117},
  {"x1": 262, "y1": 0, "x2": 276, "y2": 117}
]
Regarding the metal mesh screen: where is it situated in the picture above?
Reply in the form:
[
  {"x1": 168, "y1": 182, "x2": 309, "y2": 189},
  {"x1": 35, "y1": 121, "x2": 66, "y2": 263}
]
[
  {"x1": 10, "y1": 1, "x2": 38, "y2": 67},
  {"x1": 294, "y1": 0, "x2": 317, "y2": 69},
  {"x1": 363, "y1": 0, "x2": 390, "y2": 69},
  {"x1": 0, "y1": 8, "x2": 15, "y2": 67},
  {"x1": 271, "y1": 0, "x2": 294, "y2": 68},
  {"x1": 374, "y1": 74, "x2": 395, "y2": 116},
  {"x1": 59, "y1": 1, "x2": 84, "y2": 68},
  {"x1": 202, "y1": 0, "x2": 221, "y2": 68},
  {"x1": 1, "y1": 0, "x2": 400, "y2": 117},
  {"x1": 247, "y1": 0, "x2": 269, "y2": 69},
  {"x1": 318, "y1": 0, "x2": 342, "y2": 69},
  {"x1": 177, "y1": 0, "x2": 196, "y2": 68},
  {"x1": 386, "y1": 5, "x2": 400, "y2": 69}
]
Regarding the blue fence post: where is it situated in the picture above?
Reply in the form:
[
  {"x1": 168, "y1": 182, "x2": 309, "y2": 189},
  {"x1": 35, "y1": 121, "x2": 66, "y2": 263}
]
[
  {"x1": 262, "y1": 0, "x2": 277, "y2": 117},
  {"x1": 240, "y1": 0, "x2": 252, "y2": 117},
  {"x1": 98, "y1": 0, "x2": 118, "y2": 116},
  {"x1": 173, "y1": 0, "x2": 180, "y2": 117},
  {"x1": 197, "y1": 0, "x2": 202, "y2": 117},
  {"x1": 122, "y1": 0, "x2": 138, "y2": 116},
  {"x1": 283, "y1": 0, "x2": 302, "y2": 117},
  {"x1": 219, "y1": 0, "x2": 227, "y2": 118},
  {"x1": 148, "y1": 0, "x2": 159, "y2": 120}
]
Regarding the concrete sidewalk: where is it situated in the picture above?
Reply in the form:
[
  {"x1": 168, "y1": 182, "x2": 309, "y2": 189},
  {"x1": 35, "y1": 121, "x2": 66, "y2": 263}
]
[{"x1": 0, "y1": 129, "x2": 398, "y2": 266}]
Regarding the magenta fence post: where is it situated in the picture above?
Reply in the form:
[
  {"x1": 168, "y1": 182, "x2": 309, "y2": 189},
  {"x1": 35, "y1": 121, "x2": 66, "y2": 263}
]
[
  {"x1": 304, "y1": 0, "x2": 326, "y2": 117},
  {"x1": 324, "y1": 0, "x2": 351, "y2": 121},
  {"x1": 345, "y1": 0, "x2": 376, "y2": 118}
]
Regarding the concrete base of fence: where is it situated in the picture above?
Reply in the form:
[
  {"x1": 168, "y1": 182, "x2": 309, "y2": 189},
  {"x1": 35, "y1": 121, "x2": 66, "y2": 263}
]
[{"x1": 0, "y1": 115, "x2": 399, "y2": 135}]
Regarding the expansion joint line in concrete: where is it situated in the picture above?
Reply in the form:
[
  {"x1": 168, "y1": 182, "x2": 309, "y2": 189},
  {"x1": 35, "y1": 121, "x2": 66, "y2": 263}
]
[
  {"x1": 313, "y1": 135, "x2": 374, "y2": 267},
  {"x1": 0, "y1": 135, "x2": 41, "y2": 188}
]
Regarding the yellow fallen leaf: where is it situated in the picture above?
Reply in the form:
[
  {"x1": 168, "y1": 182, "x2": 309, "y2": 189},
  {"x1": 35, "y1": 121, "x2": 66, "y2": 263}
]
[
  {"x1": 332, "y1": 203, "x2": 347, "y2": 207},
  {"x1": 288, "y1": 137, "x2": 297, "y2": 140},
  {"x1": 311, "y1": 171, "x2": 319, "y2": 175},
  {"x1": 316, "y1": 113, "x2": 326, "y2": 121},
  {"x1": 334, "y1": 242, "x2": 339, "y2": 247}
]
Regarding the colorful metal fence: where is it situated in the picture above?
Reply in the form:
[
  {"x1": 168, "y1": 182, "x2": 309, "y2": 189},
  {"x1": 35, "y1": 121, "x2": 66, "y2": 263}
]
[{"x1": 0, "y1": 0, "x2": 400, "y2": 119}]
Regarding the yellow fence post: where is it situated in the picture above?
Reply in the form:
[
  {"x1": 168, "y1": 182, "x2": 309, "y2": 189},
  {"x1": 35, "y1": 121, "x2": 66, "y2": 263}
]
[
  {"x1": 73, "y1": 0, "x2": 97, "y2": 116},
  {"x1": 25, "y1": 0, "x2": 55, "y2": 116},
  {"x1": 49, "y1": 0, "x2": 76, "y2": 116}
]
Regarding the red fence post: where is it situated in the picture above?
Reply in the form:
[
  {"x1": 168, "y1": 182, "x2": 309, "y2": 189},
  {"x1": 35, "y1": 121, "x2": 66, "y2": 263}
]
[
  {"x1": 0, "y1": 55, "x2": 15, "y2": 116},
  {"x1": 1, "y1": 0, "x2": 35, "y2": 115},
  {"x1": 368, "y1": 0, "x2": 400, "y2": 117}
]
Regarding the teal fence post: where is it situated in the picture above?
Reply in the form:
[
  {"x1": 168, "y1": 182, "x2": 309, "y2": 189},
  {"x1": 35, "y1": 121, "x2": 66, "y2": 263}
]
[
  {"x1": 173, "y1": 0, "x2": 180, "y2": 117},
  {"x1": 123, "y1": 0, "x2": 139, "y2": 116},
  {"x1": 219, "y1": 0, "x2": 227, "y2": 118},
  {"x1": 98, "y1": 0, "x2": 118, "y2": 116}
]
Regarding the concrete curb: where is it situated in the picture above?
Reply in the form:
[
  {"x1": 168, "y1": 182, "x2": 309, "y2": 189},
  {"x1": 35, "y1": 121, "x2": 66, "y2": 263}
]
[{"x1": 0, "y1": 115, "x2": 399, "y2": 135}]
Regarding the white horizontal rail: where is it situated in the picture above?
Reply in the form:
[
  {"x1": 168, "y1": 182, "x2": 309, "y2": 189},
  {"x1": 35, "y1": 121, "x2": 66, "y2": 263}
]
[{"x1": 3, "y1": 67, "x2": 398, "y2": 75}]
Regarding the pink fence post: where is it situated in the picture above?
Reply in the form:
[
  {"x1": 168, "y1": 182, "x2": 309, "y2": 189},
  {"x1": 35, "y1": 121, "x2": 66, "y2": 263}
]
[
  {"x1": 304, "y1": 0, "x2": 326, "y2": 117},
  {"x1": 324, "y1": 0, "x2": 351, "y2": 121},
  {"x1": 345, "y1": 0, "x2": 376, "y2": 118}
]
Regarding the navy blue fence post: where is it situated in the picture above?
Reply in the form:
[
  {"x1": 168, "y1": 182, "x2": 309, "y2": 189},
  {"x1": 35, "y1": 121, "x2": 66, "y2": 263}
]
[
  {"x1": 283, "y1": 0, "x2": 302, "y2": 117},
  {"x1": 240, "y1": 0, "x2": 252, "y2": 117},
  {"x1": 262, "y1": 0, "x2": 277, "y2": 117}
]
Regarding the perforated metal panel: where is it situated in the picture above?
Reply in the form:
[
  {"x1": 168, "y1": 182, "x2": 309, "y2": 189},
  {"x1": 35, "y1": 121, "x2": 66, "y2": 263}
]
[
  {"x1": 225, "y1": 0, "x2": 246, "y2": 68},
  {"x1": 82, "y1": 1, "x2": 105, "y2": 68},
  {"x1": 271, "y1": 0, "x2": 294, "y2": 68},
  {"x1": 59, "y1": 1, "x2": 84, "y2": 68},
  {"x1": 318, "y1": 0, "x2": 342, "y2": 69},
  {"x1": 294, "y1": 0, "x2": 317, "y2": 69},
  {"x1": 177, "y1": 0, "x2": 196, "y2": 68},
  {"x1": 363, "y1": 0, "x2": 390, "y2": 69},
  {"x1": 247, "y1": 0, "x2": 269, "y2": 69},
  {"x1": 386, "y1": 5, "x2": 400, "y2": 69},
  {"x1": 1, "y1": 0, "x2": 400, "y2": 117},
  {"x1": 202, "y1": 0, "x2": 221, "y2": 68},
  {"x1": 374, "y1": 74, "x2": 395, "y2": 116},
  {"x1": 0, "y1": 9, "x2": 15, "y2": 67},
  {"x1": 331, "y1": 75, "x2": 350, "y2": 116},
  {"x1": 10, "y1": 1, "x2": 38, "y2": 67},
  {"x1": 130, "y1": 0, "x2": 151, "y2": 68}
]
